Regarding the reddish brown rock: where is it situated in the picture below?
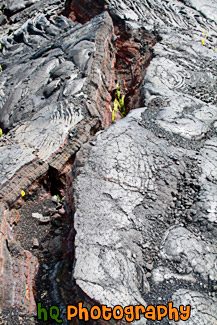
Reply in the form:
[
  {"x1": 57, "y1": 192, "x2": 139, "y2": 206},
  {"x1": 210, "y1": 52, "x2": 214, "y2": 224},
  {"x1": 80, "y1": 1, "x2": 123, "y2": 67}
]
[
  {"x1": 0, "y1": 204, "x2": 38, "y2": 313},
  {"x1": 62, "y1": 0, "x2": 105, "y2": 23},
  {"x1": 114, "y1": 25, "x2": 157, "y2": 112},
  {"x1": 63, "y1": 0, "x2": 157, "y2": 117}
]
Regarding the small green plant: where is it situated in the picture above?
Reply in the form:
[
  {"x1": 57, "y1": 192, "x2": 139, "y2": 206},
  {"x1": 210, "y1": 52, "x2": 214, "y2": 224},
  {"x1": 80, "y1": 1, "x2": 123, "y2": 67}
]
[
  {"x1": 109, "y1": 98, "x2": 119, "y2": 123},
  {"x1": 56, "y1": 194, "x2": 62, "y2": 202},
  {"x1": 0, "y1": 7, "x2": 4, "y2": 14},
  {"x1": 193, "y1": 30, "x2": 216, "y2": 52},
  {"x1": 116, "y1": 83, "x2": 126, "y2": 117},
  {"x1": 109, "y1": 83, "x2": 126, "y2": 123},
  {"x1": 201, "y1": 30, "x2": 208, "y2": 45}
]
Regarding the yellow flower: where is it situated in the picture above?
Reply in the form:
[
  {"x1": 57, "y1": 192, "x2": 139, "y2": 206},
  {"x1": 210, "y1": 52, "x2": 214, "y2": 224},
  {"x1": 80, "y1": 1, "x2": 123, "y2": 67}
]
[
  {"x1": 214, "y1": 48, "x2": 217, "y2": 52},
  {"x1": 21, "y1": 190, "x2": 25, "y2": 197},
  {"x1": 0, "y1": 128, "x2": 2, "y2": 137},
  {"x1": 201, "y1": 39, "x2": 205, "y2": 45}
]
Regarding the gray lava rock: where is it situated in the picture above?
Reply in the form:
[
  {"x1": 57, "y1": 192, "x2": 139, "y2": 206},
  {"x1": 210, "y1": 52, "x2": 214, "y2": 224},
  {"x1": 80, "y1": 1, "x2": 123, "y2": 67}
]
[
  {"x1": 172, "y1": 289, "x2": 217, "y2": 324},
  {"x1": 0, "y1": 7, "x2": 115, "y2": 204},
  {"x1": 72, "y1": 0, "x2": 217, "y2": 317}
]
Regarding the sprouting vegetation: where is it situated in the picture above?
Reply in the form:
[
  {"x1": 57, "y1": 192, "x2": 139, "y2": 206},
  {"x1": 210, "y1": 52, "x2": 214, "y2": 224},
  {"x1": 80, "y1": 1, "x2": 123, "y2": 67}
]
[
  {"x1": 116, "y1": 83, "x2": 126, "y2": 117},
  {"x1": 56, "y1": 194, "x2": 62, "y2": 202},
  {"x1": 109, "y1": 99, "x2": 119, "y2": 123},
  {"x1": 109, "y1": 83, "x2": 126, "y2": 123},
  {"x1": 193, "y1": 30, "x2": 216, "y2": 52},
  {"x1": 201, "y1": 30, "x2": 208, "y2": 46}
]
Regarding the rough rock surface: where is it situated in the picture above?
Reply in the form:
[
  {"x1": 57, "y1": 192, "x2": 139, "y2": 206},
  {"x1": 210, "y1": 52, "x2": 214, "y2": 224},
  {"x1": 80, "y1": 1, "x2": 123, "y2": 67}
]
[
  {"x1": 0, "y1": 0, "x2": 117, "y2": 315},
  {"x1": 0, "y1": 8, "x2": 117, "y2": 205},
  {"x1": 72, "y1": 0, "x2": 217, "y2": 324},
  {"x1": 0, "y1": 0, "x2": 216, "y2": 324},
  {"x1": 0, "y1": 203, "x2": 38, "y2": 313}
]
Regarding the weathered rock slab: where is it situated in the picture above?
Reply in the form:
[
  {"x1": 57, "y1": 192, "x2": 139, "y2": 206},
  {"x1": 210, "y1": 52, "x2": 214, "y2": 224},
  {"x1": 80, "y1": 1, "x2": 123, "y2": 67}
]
[{"x1": 72, "y1": 0, "x2": 217, "y2": 323}]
